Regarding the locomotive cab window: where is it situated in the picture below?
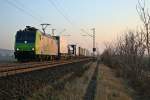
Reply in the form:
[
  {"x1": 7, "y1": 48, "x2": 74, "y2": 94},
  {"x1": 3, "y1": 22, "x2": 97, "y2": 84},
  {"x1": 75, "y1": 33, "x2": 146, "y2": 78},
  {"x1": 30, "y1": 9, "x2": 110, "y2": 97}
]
[{"x1": 16, "y1": 31, "x2": 36, "y2": 43}]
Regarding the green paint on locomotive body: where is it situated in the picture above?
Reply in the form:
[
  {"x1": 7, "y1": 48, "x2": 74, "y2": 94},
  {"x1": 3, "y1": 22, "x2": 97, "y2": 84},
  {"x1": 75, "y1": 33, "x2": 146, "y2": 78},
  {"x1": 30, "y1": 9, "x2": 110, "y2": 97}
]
[
  {"x1": 14, "y1": 30, "x2": 42, "y2": 54},
  {"x1": 15, "y1": 43, "x2": 35, "y2": 51},
  {"x1": 14, "y1": 27, "x2": 58, "y2": 59}
]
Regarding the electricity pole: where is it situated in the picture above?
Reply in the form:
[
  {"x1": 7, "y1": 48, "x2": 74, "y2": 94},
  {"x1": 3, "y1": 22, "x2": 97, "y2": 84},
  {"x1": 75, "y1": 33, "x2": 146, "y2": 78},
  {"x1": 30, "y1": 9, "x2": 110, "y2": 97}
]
[
  {"x1": 81, "y1": 28, "x2": 96, "y2": 57},
  {"x1": 91, "y1": 28, "x2": 96, "y2": 57},
  {"x1": 52, "y1": 29, "x2": 56, "y2": 36}
]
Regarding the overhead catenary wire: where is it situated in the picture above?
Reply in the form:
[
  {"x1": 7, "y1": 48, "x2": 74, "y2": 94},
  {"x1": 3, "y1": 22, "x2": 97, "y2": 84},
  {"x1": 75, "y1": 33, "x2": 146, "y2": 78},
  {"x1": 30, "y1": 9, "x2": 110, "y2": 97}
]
[
  {"x1": 54, "y1": 0, "x2": 87, "y2": 37},
  {"x1": 54, "y1": 0, "x2": 71, "y2": 20},
  {"x1": 5, "y1": 0, "x2": 42, "y2": 23},
  {"x1": 47, "y1": 0, "x2": 74, "y2": 26},
  {"x1": 47, "y1": 0, "x2": 85, "y2": 39},
  {"x1": 81, "y1": 29, "x2": 93, "y2": 37},
  {"x1": 13, "y1": 0, "x2": 44, "y2": 20}
]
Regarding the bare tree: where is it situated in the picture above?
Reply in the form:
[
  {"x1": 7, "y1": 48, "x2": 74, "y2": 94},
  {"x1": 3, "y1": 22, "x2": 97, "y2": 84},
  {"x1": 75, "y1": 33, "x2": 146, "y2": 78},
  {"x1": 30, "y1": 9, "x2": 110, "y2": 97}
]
[
  {"x1": 137, "y1": 0, "x2": 150, "y2": 54},
  {"x1": 101, "y1": 0, "x2": 150, "y2": 97}
]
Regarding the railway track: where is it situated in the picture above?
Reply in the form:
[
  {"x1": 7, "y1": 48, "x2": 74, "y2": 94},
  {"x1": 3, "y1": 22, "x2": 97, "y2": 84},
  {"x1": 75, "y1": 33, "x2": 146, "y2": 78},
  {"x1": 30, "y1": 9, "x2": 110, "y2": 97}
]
[
  {"x1": 0, "y1": 61, "x2": 54, "y2": 68},
  {"x1": 0, "y1": 58, "x2": 92, "y2": 78}
]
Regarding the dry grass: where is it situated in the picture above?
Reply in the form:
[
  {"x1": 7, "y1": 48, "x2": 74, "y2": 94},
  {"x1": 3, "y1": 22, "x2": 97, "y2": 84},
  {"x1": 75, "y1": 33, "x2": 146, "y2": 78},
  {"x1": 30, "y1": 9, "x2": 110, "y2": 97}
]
[
  {"x1": 28, "y1": 62, "x2": 97, "y2": 100},
  {"x1": 95, "y1": 64, "x2": 133, "y2": 100},
  {"x1": 50, "y1": 62, "x2": 97, "y2": 100},
  {"x1": 28, "y1": 62, "x2": 133, "y2": 100}
]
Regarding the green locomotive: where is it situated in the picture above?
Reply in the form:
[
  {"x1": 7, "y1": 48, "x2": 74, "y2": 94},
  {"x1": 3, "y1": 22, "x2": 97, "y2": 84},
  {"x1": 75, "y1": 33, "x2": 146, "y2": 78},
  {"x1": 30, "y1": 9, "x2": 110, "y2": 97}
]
[{"x1": 14, "y1": 26, "x2": 59, "y2": 61}]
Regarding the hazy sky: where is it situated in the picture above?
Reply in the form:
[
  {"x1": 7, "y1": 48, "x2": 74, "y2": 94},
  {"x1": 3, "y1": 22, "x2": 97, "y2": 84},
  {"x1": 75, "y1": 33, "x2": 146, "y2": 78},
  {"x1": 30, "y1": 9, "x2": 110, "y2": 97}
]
[{"x1": 0, "y1": 0, "x2": 146, "y2": 52}]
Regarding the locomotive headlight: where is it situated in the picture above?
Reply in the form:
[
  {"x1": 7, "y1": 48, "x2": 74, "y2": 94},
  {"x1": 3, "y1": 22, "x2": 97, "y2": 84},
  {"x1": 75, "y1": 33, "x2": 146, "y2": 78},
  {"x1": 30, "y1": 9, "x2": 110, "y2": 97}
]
[
  {"x1": 32, "y1": 48, "x2": 35, "y2": 51},
  {"x1": 16, "y1": 48, "x2": 19, "y2": 51}
]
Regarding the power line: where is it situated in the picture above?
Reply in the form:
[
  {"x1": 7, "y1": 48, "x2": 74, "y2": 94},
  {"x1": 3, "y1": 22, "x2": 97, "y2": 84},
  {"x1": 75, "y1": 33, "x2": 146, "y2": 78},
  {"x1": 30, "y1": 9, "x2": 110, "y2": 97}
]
[
  {"x1": 14, "y1": 0, "x2": 44, "y2": 20},
  {"x1": 47, "y1": 0, "x2": 74, "y2": 26},
  {"x1": 54, "y1": 0, "x2": 71, "y2": 19},
  {"x1": 5, "y1": 0, "x2": 42, "y2": 23},
  {"x1": 54, "y1": 0, "x2": 86, "y2": 34}
]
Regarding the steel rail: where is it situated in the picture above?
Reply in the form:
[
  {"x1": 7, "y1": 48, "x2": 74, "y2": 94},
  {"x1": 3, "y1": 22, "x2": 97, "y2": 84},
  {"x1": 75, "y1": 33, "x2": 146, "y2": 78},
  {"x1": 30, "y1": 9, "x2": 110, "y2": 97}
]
[
  {"x1": 0, "y1": 60, "x2": 63, "y2": 72},
  {"x1": 0, "y1": 61, "x2": 52, "y2": 68}
]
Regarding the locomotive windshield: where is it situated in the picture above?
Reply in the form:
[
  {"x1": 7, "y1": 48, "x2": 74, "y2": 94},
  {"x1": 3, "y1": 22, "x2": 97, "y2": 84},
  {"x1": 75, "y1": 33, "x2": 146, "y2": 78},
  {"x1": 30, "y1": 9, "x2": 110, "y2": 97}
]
[{"x1": 16, "y1": 31, "x2": 36, "y2": 43}]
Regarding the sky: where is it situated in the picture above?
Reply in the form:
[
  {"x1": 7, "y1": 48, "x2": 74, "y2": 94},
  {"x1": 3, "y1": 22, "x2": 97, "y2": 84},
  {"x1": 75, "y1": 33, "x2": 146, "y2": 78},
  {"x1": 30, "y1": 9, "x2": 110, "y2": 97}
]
[{"x1": 0, "y1": 0, "x2": 147, "y2": 53}]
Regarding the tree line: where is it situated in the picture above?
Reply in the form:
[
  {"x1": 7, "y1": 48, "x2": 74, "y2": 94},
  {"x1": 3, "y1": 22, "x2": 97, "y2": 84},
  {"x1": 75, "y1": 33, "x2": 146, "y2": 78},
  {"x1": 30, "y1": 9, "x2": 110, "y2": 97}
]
[{"x1": 101, "y1": 0, "x2": 150, "y2": 99}]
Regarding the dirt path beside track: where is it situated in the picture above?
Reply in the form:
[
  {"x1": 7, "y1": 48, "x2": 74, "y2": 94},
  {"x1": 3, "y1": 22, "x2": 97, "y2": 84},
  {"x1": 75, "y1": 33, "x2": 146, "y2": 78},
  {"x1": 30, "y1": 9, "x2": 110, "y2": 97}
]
[{"x1": 95, "y1": 64, "x2": 133, "y2": 100}]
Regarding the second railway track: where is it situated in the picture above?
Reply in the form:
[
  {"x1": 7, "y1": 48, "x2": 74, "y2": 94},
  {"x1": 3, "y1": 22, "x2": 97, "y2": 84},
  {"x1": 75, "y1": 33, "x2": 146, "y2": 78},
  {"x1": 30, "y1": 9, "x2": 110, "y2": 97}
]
[{"x1": 0, "y1": 58, "x2": 92, "y2": 78}]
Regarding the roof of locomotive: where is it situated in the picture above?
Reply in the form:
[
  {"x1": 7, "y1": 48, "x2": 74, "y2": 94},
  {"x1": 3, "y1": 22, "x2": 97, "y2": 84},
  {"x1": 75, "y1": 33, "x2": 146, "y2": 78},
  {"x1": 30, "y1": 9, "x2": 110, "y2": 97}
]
[
  {"x1": 17, "y1": 26, "x2": 58, "y2": 38},
  {"x1": 17, "y1": 26, "x2": 38, "y2": 33}
]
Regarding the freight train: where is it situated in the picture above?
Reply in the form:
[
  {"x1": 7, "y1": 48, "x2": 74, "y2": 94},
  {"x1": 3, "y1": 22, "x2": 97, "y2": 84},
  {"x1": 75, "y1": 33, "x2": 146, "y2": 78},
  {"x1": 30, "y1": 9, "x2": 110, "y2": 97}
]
[{"x1": 14, "y1": 26, "x2": 91, "y2": 61}]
